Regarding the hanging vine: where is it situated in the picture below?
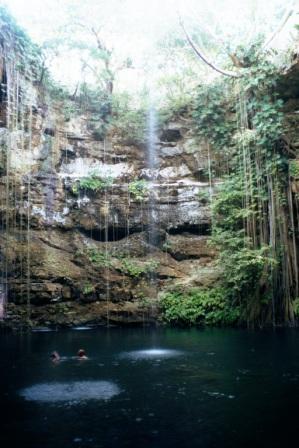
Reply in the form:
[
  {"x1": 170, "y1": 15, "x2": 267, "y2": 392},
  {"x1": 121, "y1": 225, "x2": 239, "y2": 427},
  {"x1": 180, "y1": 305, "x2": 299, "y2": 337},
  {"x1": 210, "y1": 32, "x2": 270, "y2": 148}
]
[{"x1": 193, "y1": 47, "x2": 298, "y2": 326}]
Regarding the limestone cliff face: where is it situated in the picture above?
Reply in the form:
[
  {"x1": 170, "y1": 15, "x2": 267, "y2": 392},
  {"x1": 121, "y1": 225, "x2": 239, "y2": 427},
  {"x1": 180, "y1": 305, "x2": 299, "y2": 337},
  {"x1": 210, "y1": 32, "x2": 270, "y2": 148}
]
[
  {"x1": 1, "y1": 32, "x2": 299, "y2": 328},
  {"x1": 0, "y1": 65, "x2": 219, "y2": 327}
]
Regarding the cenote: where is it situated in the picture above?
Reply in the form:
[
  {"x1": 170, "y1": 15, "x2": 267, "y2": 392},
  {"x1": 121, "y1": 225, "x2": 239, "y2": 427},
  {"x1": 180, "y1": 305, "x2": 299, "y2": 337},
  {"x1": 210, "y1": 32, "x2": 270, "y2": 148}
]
[
  {"x1": 1, "y1": 2, "x2": 299, "y2": 447},
  {"x1": 1, "y1": 327, "x2": 299, "y2": 448}
]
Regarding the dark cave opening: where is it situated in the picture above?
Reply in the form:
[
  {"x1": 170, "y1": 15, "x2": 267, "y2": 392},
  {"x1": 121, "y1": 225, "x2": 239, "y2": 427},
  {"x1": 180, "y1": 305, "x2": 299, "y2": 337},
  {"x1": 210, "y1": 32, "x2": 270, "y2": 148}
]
[{"x1": 168, "y1": 223, "x2": 211, "y2": 236}]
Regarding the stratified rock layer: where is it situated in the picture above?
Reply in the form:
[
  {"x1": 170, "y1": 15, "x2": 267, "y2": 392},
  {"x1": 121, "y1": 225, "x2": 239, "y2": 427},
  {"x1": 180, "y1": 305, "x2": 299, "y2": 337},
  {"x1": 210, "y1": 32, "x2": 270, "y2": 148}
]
[{"x1": 0, "y1": 73, "x2": 219, "y2": 327}]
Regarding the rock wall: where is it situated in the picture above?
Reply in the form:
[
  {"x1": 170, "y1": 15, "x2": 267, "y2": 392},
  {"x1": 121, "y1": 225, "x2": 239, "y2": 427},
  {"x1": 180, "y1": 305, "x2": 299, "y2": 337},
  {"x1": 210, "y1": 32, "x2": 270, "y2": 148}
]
[{"x1": 0, "y1": 62, "x2": 219, "y2": 328}]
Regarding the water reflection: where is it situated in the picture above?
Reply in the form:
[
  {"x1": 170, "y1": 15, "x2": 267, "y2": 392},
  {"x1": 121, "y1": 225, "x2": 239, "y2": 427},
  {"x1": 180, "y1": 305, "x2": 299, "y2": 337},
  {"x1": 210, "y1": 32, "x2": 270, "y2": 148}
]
[{"x1": 20, "y1": 381, "x2": 120, "y2": 403}]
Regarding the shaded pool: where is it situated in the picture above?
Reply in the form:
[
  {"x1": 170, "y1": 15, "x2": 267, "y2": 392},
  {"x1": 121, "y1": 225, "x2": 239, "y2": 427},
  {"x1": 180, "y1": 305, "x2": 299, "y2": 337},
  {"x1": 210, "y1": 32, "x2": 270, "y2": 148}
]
[{"x1": 1, "y1": 327, "x2": 299, "y2": 448}]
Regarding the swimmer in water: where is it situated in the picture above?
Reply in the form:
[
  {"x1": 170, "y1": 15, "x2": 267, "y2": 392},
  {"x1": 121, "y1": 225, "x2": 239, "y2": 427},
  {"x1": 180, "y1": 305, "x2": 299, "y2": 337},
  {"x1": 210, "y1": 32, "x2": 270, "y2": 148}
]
[
  {"x1": 50, "y1": 351, "x2": 60, "y2": 362},
  {"x1": 77, "y1": 349, "x2": 88, "y2": 360}
]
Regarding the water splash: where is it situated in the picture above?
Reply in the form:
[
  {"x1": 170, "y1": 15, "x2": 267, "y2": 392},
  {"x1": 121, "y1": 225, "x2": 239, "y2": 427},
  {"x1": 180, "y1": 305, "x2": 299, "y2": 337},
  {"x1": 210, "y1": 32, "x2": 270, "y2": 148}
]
[
  {"x1": 20, "y1": 381, "x2": 121, "y2": 404},
  {"x1": 120, "y1": 348, "x2": 184, "y2": 360}
]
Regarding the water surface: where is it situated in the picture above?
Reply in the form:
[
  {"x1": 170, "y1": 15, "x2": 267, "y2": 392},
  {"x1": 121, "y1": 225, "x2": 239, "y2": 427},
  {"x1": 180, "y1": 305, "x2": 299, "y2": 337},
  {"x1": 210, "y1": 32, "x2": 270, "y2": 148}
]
[{"x1": 1, "y1": 327, "x2": 299, "y2": 448}]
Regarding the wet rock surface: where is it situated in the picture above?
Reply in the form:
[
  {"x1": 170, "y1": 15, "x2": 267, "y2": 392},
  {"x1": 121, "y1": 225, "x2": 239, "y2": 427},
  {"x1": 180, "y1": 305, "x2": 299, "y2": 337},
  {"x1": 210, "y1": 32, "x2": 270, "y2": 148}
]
[
  {"x1": 1, "y1": 300, "x2": 159, "y2": 330},
  {"x1": 164, "y1": 234, "x2": 217, "y2": 261}
]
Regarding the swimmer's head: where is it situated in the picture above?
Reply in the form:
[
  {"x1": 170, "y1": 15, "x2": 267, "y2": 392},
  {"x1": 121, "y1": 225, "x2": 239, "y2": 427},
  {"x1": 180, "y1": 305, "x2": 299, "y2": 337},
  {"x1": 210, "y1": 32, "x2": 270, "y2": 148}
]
[
  {"x1": 77, "y1": 349, "x2": 86, "y2": 358},
  {"x1": 50, "y1": 351, "x2": 60, "y2": 360}
]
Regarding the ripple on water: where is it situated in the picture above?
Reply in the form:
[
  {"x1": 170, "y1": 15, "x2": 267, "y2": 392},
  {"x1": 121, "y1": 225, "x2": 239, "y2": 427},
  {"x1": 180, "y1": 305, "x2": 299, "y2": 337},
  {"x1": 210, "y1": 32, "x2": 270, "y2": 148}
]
[
  {"x1": 19, "y1": 381, "x2": 120, "y2": 403},
  {"x1": 120, "y1": 348, "x2": 184, "y2": 360}
]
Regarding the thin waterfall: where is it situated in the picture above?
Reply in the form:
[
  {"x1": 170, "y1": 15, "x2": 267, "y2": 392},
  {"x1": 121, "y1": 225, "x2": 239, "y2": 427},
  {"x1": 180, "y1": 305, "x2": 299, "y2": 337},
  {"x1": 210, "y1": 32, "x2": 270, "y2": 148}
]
[
  {"x1": 147, "y1": 104, "x2": 159, "y2": 250},
  {"x1": 146, "y1": 98, "x2": 159, "y2": 311}
]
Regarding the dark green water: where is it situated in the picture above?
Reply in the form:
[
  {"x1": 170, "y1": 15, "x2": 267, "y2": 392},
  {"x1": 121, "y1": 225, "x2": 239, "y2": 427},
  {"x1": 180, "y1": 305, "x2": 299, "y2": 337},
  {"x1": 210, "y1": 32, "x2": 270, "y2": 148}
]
[{"x1": 1, "y1": 327, "x2": 299, "y2": 448}]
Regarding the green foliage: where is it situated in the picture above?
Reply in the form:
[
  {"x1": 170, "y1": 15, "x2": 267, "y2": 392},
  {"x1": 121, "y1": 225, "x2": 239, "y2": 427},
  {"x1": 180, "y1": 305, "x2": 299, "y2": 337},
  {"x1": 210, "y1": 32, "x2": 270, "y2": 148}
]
[
  {"x1": 120, "y1": 259, "x2": 145, "y2": 277},
  {"x1": 120, "y1": 258, "x2": 159, "y2": 278},
  {"x1": 84, "y1": 248, "x2": 159, "y2": 279},
  {"x1": 234, "y1": 129, "x2": 256, "y2": 147},
  {"x1": 238, "y1": 57, "x2": 285, "y2": 153},
  {"x1": 128, "y1": 179, "x2": 149, "y2": 202},
  {"x1": 138, "y1": 295, "x2": 152, "y2": 310},
  {"x1": 195, "y1": 52, "x2": 294, "y2": 323},
  {"x1": 250, "y1": 99, "x2": 284, "y2": 149},
  {"x1": 71, "y1": 183, "x2": 79, "y2": 195},
  {"x1": 160, "y1": 287, "x2": 240, "y2": 326},
  {"x1": 110, "y1": 93, "x2": 147, "y2": 145},
  {"x1": 211, "y1": 177, "x2": 275, "y2": 303},
  {"x1": 62, "y1": 101, "x2": 80, "y2": 121},
  {"x1": 78, "y1": 83, "x2": 112, "y2": 117},
  {"x1": 0, "y1": 6, "x2": 73, "y2": 100},
  {"x1": 72, "y1": 173, "x2": 114, "y2": 194},
  {"x1": 162, "y1": 239, "x2": 173, "y2": 251},
  {"x1": 211, "y1": 178, "x2": 246, "y2": 231},
  {"x1": 241, "y1": 56, "x2": 281, "y2": 92},
  {"x1": 79, "y1": 174, "x2": 113, "y2": 191},
  {"x1": 157, "y1": 71, "x2": 195, "y2": 124},
  {"x1": 216, "y1": 239, "x2": 274, "y2": 300},
  {"x1": 197, "y1": 190, "x2": 211, "y2": 204},
  {"x1": 145, "y1": 259, "x2": 160, "y2": 272},
  {"x1": 159, "y1": 92, "x2": 193, "y2": 124},
  {"x1": 83, "y1": 283, "x2": 94, "y2": 295},
  {"x1": 86, "y1": 249, "x2": 112, "y2": 268},
  {"x1": 293, "y1": 298, "x2": 299, "y2": 318},
  {"x1": 42, "y1": 76, "x2": 71, "y2": 101},
  {"x1": 0, "y1": 6, "x2": 42, "y2": 78},
  {"x1": 289, "y1": 160, "x2": 299, "y2": 179},
  {"x1": 193, "y1": 82, "x2": 236, "y2": 151}
]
